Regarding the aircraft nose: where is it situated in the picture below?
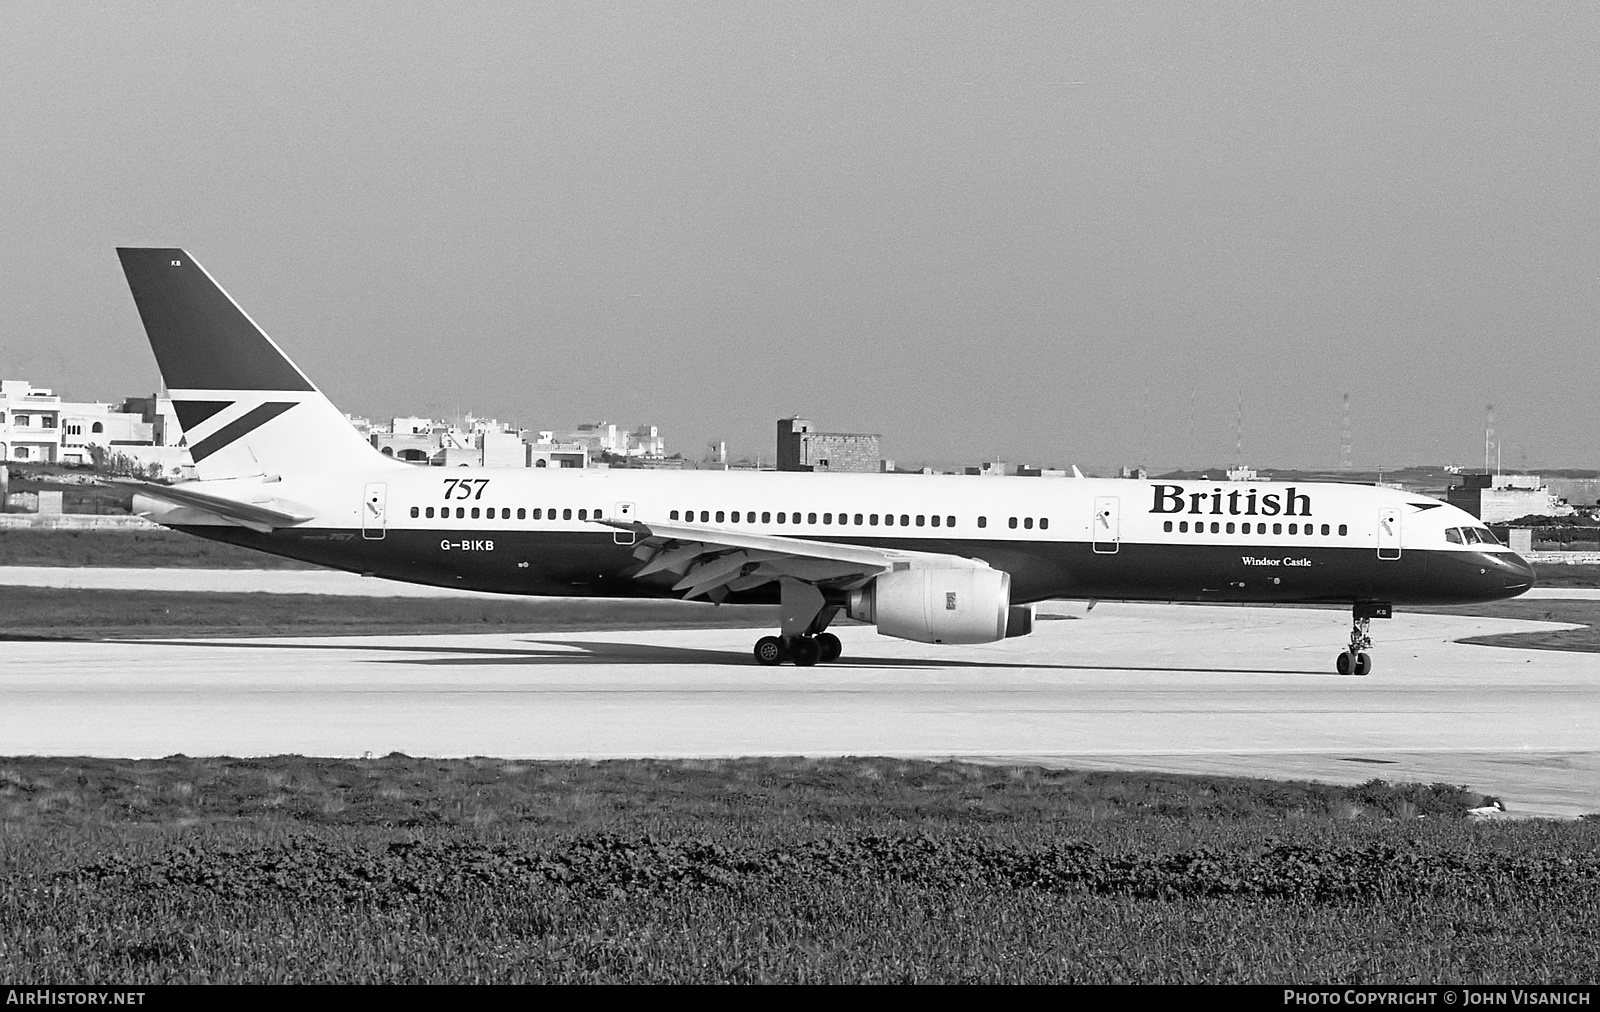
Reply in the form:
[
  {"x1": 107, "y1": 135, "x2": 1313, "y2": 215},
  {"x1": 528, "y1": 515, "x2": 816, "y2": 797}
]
[{"x1": 1498, "y1": 552, "x2": 1537, "y2": 594}]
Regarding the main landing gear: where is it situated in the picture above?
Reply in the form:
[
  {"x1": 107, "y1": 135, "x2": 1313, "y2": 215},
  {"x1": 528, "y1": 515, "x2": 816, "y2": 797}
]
[
  {"x1": 754, "y1": 632, "x2": 843, "y2": 667},
  {"x1": 753, "y1": 578, "x2": 844, "y2": 666},
  {"x1": 1337, "y1": 601, "x2": 1391, "y2": 676}
]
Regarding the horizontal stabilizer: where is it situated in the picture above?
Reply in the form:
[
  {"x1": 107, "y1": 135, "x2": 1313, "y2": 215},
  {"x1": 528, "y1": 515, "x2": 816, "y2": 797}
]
[{"x1": 109, "y1": 479, "x2": 314, "y2": 533}]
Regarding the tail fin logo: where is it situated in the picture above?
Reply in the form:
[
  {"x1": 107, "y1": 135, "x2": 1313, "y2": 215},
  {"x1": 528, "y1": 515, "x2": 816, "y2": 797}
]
[{"x1": 182, "y1": 401, "x2": 298, "y2": 463}]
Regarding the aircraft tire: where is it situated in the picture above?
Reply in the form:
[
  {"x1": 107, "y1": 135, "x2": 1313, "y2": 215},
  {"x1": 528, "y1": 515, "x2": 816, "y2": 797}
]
[
  {"x1": 1354, "y1": 651, "x2": 1372, "y2": 676},
  {"x1": 1336, "y1": 651, "x2": 1353, "y2": 676},
  {"x1": 816, "y1": 632, "x2": 842, "y2": 664},
  {"x1": 754, "y1": 636, "x2": 784, "y2": 666},
  {"x1": 790, "y1": 636, "x2": 822, "y2": 667}
]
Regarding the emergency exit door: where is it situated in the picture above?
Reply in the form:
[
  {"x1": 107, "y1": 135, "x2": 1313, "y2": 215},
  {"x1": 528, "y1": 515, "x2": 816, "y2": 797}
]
[
  {"x1": 1092, "y1": 496, "x2": 1120, "y2": 554},
  {"x1": 362, "y1": 483, "x2": 387, "y2": 540},
  {"x1": 613, "y1": 501, "x2": 637, "y2": 545}
]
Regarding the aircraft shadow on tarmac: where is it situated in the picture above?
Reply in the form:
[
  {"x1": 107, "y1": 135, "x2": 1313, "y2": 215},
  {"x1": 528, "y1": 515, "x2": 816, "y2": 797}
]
[{"x1": 131, "y1": 637, "x2": 1329, "y2": 676}]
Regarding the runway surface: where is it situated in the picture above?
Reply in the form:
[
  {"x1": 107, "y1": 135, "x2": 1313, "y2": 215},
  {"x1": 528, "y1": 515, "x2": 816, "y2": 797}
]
[{"x1": 2, "y1": 601, "x2": 1596, "y2": 817}]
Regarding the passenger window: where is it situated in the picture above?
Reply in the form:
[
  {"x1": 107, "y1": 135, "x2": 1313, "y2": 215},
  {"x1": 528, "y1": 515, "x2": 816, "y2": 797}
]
[
  {"x1": 1039, "y1": 518, "x2": 1048, "y2": 530},
  {"x1": 1225, "y1": 522, "x2": 1234, "y2": 534},
  {"x1": 1339, "y1": 524, "x2": 1348, "y2": 536},
  {"x1": 1305, "y1": 525, "x2": 1313, "y2": 536},
  {"x1": 777, "y1": 512, "x2": 786, "y2": 524},
  {"x1": 1320, "y1": 524, "x2": 1329, "y2": 535},
  {"x1": 1008, "y1": 517, "x2": 1017, "y2": 529},
  {"x1": 715, "y1": 511, "x2": 725, "y2": 523},
  {"x1": 531, "y1": 508, "x2": 542, "y2": 520},
  {"x1": 930, "y1": 515, "x2": 940, "y2": 527},
  {"x1": 1164, "y1": 521, "x2": 1173, "y2": 532},
  {"x1": 822, "y1": 513, "x2": 831, "y2": 524},
  {"x1": 471, "y1": 507, "x2": 480, "y2": 519},
  {"x1": 900, "y1": 514, "x2": 909, "y2": 526},
  {"x1": 517, "y1": 508, "x2": 526, "y2": 520},
  {"x1": 809, "y1": 513, "x2": 817, "y2": 524},
  {"x1": 575, "y1": 508, "x2": 585, "y2": 520},
  {"x1": 409, "y1": 506, "x2": 419, "y2": 518},
  {"x1": 1024, "y1": 517, "x2": 1034, "y2": 530},
  {"x1": 699, "y1": 511, "x2": 709, "y2": 522},
  {"x1": 1210, "y1": 522, "x2": 1219, "y2": 533},
  {"x1": 425, "y1": 507, "x2": 435, "y2": 519},
  {"x1": 946, "y1": 516, "x2": 955, "y2": 527},
  {"x1": 854, "y1": 514, "x2": 864, "y2": 525},
  {"x1": 670, "y1": 510, "x2": 679, "y2": 520},
  {"x1": 456, "y1": 507, "x2": 466, "y2": 519},
  {"x1": 868, "y1": 514, "x2": 878, "y2": 526},
  {"x1": 884, "y1": 514, "x2": 894, "y2": 526},
  {"x1": 563, "y1": 509, "x2": 573, "y2": 520},
  {"x1": 978, "y1": 516, "x2": 987, "y2": 528},
  {"x1": 916, "y1": 515, "x2": 926, "y2": 527},
  {"x1": 1445, "y1": 527, "x2": 1463, "y2": 544},
  {"x1": 1178, "y1": 521, "x2": 1187, "y2": 532},
  {"x1": 1288, "y1": 523, "x2": 1297, "y2": 535}
]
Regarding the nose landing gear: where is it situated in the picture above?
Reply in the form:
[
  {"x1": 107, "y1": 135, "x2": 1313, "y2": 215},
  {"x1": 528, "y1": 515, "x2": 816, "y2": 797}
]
[{"x1": 1337, "y1": 601, "x2": 1390, "y2": 676}]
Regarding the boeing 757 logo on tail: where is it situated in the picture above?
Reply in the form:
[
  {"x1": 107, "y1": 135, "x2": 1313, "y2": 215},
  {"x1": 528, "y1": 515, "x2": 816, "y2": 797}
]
[{"x1": 1150, "y1": 484, "x2": 1313, "y2": 517}]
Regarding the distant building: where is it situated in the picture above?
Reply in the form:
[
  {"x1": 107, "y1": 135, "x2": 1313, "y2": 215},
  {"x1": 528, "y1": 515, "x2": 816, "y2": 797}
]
[
  {"x1": 1, "y1": 379, "x2": 176, "y2": 470},
  {"x1": 1446, "y1": 473, "x2": 1574, "y2": 522},
  {"x1": 777, "y1": 417, "x2": 882, "y2": 473}
]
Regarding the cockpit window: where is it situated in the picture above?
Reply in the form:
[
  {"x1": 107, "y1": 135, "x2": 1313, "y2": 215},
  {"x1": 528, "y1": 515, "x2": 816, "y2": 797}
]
[
  {"x1": 1471, "y1": 527, "x2": 1501, "y2": 546},
  {"x1": 1444, "y1": 527, "x2": 1464, "y2": 545}
]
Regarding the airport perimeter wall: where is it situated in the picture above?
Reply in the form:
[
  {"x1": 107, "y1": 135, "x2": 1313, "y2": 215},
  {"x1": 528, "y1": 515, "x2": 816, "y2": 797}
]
[{"x1": 0, "y1": 513, "x2": 159, "y2": 530}]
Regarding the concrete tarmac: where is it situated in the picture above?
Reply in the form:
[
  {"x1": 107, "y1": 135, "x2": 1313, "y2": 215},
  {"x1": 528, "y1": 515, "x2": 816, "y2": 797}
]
[{"x1": 1, "y1": 601, "x2": 1596, "y2": 817}]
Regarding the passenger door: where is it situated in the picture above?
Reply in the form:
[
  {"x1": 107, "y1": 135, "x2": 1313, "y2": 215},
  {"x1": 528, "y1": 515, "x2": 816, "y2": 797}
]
[
  {"x1": 1092, "y1": 496, "x2": 1120, "y2": 554},
  {"x1": 1377, "y1": 507, "x2": 1401, "y2": 560},
  {"x1": 362, "y1": 483, "x2": 387, "y2": 540}
]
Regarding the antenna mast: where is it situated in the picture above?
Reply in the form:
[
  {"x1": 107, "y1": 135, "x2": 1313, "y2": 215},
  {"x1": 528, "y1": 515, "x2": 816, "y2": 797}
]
[
  {"x1": 1484, "y1": 404, "x2": 1496, "y2": 476},
  {"x1": 1340, "y1": 393, "x2": 1352, "y2": 469}
]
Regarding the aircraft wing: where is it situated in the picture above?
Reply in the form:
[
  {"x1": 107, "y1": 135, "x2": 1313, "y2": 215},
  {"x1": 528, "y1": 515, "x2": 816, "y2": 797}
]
[
  {"x1": 595, "y1": 517, "x2": 992, "y2": 602},
  {"x1": 108, "y1": 479, "x2": 315, "y2": 534}
]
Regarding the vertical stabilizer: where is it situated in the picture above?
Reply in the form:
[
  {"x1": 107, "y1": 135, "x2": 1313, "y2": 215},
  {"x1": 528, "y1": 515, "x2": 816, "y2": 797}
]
[{"x1": 116, "y1": 248, "x2": 400, "y2": 480}]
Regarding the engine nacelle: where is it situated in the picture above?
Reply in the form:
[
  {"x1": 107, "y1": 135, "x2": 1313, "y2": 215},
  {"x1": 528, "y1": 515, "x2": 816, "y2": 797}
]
[{"x1": 848, "y1": 563, "x2": 1013, "y2": 644}]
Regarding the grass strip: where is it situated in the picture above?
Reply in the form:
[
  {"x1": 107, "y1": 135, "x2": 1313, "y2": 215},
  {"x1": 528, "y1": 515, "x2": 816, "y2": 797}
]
[
  {"x1": 2, "y1": 757, "x2": 1595, "y2": 983},
  {"x1": 0, "y1": 586, "x2": 775, "y2": 639}
]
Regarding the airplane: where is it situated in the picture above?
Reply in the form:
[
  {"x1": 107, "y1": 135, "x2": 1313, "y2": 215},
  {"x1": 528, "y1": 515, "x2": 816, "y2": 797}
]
[{"x1": 111, "y1": 247, "x2": 1536, "y2": 676}]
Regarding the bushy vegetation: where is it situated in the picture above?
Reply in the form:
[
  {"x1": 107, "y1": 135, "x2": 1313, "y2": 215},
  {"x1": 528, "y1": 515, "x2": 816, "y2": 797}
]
[{"x1": 2, "y1": 756, "x2": 1595, "y2": 983}]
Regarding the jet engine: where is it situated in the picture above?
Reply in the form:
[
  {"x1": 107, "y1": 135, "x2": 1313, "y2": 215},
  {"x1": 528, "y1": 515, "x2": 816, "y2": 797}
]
[{"x1": 847, "y1": 562, "x2": 1018, "y2": 644}]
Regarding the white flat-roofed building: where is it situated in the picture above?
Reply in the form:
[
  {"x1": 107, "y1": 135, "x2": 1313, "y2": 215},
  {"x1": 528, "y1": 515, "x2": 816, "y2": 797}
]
[{"x1": 1, "y1": 379, "x2": 157, "y2": 466}]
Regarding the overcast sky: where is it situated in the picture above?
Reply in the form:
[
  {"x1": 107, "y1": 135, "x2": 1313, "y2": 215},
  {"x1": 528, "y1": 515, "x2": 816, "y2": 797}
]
[{"x1": 3, "y1": 2, "x2": 1596, "y2": 471}]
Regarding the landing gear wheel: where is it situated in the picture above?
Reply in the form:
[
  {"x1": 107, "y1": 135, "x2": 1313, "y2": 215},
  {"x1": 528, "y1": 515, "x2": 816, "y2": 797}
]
[
  {"x1": 1336, "y1": 651, "x2": 1353, "y2": 676},
  {"x1": 789, "y1": 636, "x2": 822, "y2": 667},
  {"x1": 754, "y1": 636, "x2": 784, "y2": 666},
  {"x1": 1354, "y1": 651, "x2": 1372, "y2": 677},
  {"x1": 816, "y1": 632, "x2": 842, "y2": 664}
]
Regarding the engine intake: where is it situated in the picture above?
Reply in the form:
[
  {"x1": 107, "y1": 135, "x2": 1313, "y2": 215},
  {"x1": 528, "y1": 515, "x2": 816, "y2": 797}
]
[{"x1": 848, "y1": 563, "x2": 1013, "y2": 644}]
